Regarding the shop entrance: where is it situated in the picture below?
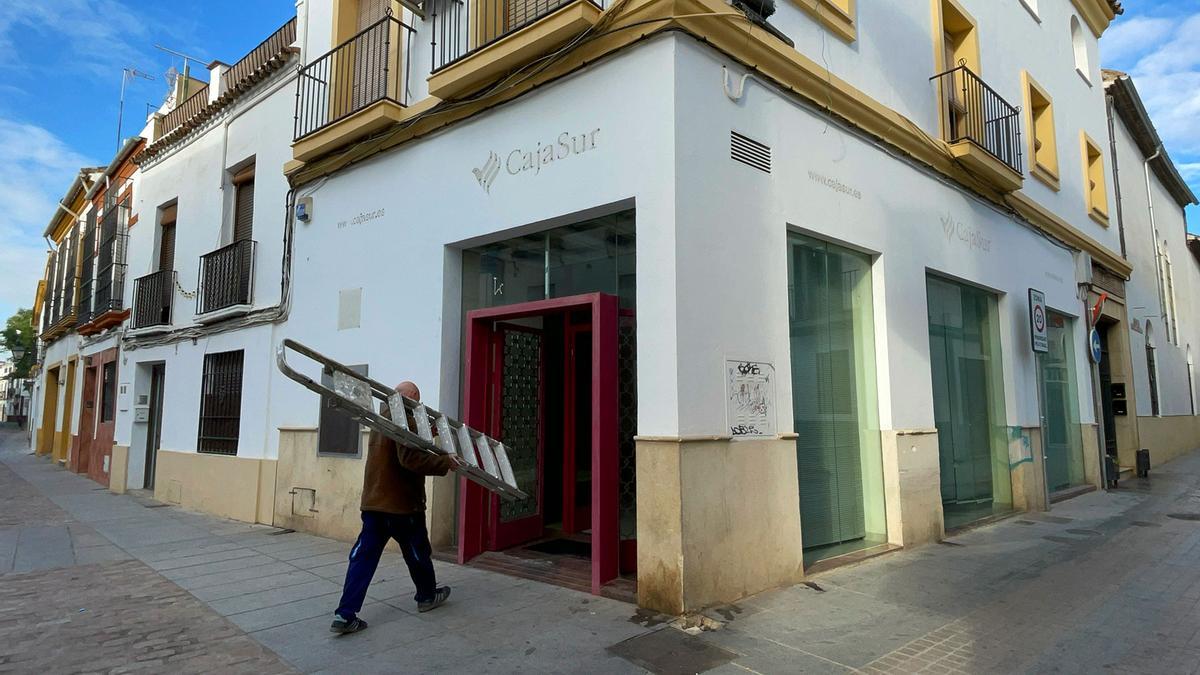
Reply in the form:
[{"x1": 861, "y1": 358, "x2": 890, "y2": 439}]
[
  {"x1": 458, "y1": 293, "x2": 621, "y2": 595},
  {"x1": 1037, "y1": 312, "x2": 1085, "y2": 493}
]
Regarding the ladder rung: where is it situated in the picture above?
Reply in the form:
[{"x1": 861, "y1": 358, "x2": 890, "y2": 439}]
[
  {"x1": 412, "y1": 404, "x2": 433, "y2": 442},
  {"x1": 387, "y1": 393, "x2": 410, "y2": 432},
  {"x1": 332, "y1": 371, "x2": 371, "y2": 409},
  {"x1": 493, "y1": 442, "x2": 517, "y2": 489},
  {"x1": 434, "y1": 416, "x2": 457, "y2": 455},
  {"x1": 473, "y1": 434, "x2": 498, "y2": 477},
  {"x1": 455, "y1": 425, "x2": 479, "y2": 468}
]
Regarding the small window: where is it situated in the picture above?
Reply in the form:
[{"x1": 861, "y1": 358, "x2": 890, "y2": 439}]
[
  {"x1": 101, "y1": 361, "x2": 117, "y2": 423},
  {"x1": 1081, "y1": 133, "x2": 1108, "y2": 224},
  {"x1": 1023, "y1": 72, "x2": 1059, "y2": 189},
  {"x1": 1146, "y1": 342, "x2": 1160, "y2": 416},
  {"x1": 318, "y1": 364, "x2": 368, "y2": 456},
  {"x1": 1071, "y1": 16, "x2": 1090, "y2": 83},
  {"x1": 231, "y1": 163, "x2": 255, "y2": 243},
  {"x1": 198, "y1": 350, "x2": 244, "y2": 455},
  {"x1": 158, "y1": 203, "x2": 177, "y2": 273}
]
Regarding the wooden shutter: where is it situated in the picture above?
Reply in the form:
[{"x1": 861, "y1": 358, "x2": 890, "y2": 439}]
[
  {"x1": 233, "y1": 176, "x2": 254, "y2": 242},
  {"x1": 159, "y1": 222, "x2": 176, "y2": 272}
]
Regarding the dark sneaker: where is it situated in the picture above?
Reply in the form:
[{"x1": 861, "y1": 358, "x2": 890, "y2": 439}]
[
  {"x1": 417, "y1": 586, "x2": 452, "y2": 613},
  {"x1": 330, "y1": 614, "x2": 368, "y2": 634}
]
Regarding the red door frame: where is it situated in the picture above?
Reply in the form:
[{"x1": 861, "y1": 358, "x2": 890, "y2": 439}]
[
  {"x1": 72, "y1": 365, "x2": 98, "y2": 475},
  {"x1": 459, "y1": 292, "x2": 619, "y2": 594},
  {"x1": 486, "y1": 323, "x2": 546, "y2": 550},
  {"x1": 86, "y1": 348, "x2": 118, "y2": 487}
]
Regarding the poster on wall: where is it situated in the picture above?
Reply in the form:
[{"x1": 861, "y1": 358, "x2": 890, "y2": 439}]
[{"x1": 726, "y1": 359, "x2": 776, "y2": 438}]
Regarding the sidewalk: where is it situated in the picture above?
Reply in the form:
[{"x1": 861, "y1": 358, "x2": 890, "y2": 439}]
[{"x1": 5, "y1": 424, "x2": 1200, "y2": 674}]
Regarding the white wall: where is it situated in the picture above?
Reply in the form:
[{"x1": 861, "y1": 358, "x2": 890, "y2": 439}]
[
  {"x1": 1113, "y1": 115, "x2": 1199, "y2": 417},
  {"x1": 672, "y1": 37, "x2": 1092, "y2": 436},
  {"x1": 270, "y1": 37, "x2": 680, "y2": 449}
]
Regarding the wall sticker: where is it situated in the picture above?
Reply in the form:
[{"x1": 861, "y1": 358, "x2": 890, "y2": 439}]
[{"x1": 726, "y1": 359, "x2": 776, "y2": 438}]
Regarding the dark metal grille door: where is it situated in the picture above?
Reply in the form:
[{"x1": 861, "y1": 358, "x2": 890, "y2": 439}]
[
  {"x1": 198, "y1": 350, "x2": 244, "y2": 455},
  {"x1": 499, "y1": 329, "x2": 541, "y2": 522},
  {"x1": 617, "y1": 316, "x2": 637, "y2": 540}
]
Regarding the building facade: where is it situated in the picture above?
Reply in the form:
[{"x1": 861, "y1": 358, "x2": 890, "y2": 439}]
[
  {"x1": 1103, "y1": 71, "x2": 1200, "y2": 470},
  {"x1": 29, "y1": 0, "x2": 1187, "y2": 618}
]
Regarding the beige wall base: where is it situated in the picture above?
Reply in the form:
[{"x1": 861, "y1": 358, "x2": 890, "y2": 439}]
[
  {"x1": 109, "y1": 445, "x2": 130, "y2": 495},
  {"x1": 1081, "y1": 423, "x2": 1102, "y2": 487},
  {"x1": 1010, "y1": 427, "x2": 1047, "y2": 513},
  {"x1": 880, "y1": 429, "x2": 943, "y2": 547},
  {"x1": 636, "y1": 437, "x2": 804, "y2": 614},
  {"x1": 1137, "y1": 416, "x2": 1200, "y2": 468},
  {"x1": 153, "y1": 449, "x2": 276, "y2": 525},
  {"x1": 273, "y1": 430, "x2": 452, "y2": 545}
]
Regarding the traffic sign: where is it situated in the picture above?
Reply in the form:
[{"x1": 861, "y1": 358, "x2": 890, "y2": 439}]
[
  {"x1": 1029, "y1": 289, "x2": 1048, "y2": 353},
  {"x1": 1089, "y1": 328, "x2": 1103, "y2": 364}
]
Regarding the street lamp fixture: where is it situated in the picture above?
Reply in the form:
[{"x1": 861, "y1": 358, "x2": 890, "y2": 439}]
[{"x1": 10, "y1": 346, "x2": 25, "y2": 361}]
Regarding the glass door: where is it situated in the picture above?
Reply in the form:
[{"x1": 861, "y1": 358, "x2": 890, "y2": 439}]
[
  {"x1": 1038, "y1": 312, "x2": 1085, "y2": 492},
  {"x1": 488, "y1": 323, "x2": 545, "y2": 550},
  {"x1": 926, "y1": 276, "x2": 1011, "y2": 530},
  {"x1": 788, "y1": 233, "x2": 885, "y2": 560}
]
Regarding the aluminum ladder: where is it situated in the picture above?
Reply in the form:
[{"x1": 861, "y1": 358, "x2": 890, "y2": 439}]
[{"x1": 275, "y1": 339, "x2": 527, "y2": 501}]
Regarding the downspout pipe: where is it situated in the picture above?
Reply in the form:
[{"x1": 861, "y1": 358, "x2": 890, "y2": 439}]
[
  {"x1": 1145, "y1": 144, "x2": 1165, "y2": 330},
  {"x1": 1106, "y1": 93, "x2": 1127, "y2": 258}
]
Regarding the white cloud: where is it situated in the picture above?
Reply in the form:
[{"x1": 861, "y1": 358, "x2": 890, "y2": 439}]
[
  {"x1": 1102, "y1": 17, "x2": 1174, "y2": 66},
  {"x1": 0, "y1": 118, "x2": 94, "y2": 320}
]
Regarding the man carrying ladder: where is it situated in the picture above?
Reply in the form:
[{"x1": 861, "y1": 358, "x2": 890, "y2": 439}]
[{"x1": 331, "y1": 381, "x2": 464, "y2": 634}]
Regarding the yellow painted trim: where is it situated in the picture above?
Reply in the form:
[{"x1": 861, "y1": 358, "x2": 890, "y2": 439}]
[
  {"x1": 292, "y1": 99, "x2": 412, "y2": 162},
  {"x1": 1021, "y1": 70, "x2": 1059, "y2": 188},
  {"x1": 1070, "y1": 0, "x2": 1116, "y2": 38},
  {"x1": 427, "y1": 1, "x2": 604, "y2": 100},
  {"x1": 289, "y1": 0, "x2": 1129, "y2": 278},
  {"x1": 792, "y1": 0, "x2": 856, "y2": 43},
  {"x1": 1080, "y1": 130, "x2": 1109, "y2": 225}
]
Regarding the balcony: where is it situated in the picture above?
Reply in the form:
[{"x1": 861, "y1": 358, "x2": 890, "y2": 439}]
[
  {"x1": 222, "y1": 18, "x2": 297, "y2": 93},
  {"x1": 78, "y1": 207, "x2": 129, "y2": 335},
  {"x1": 197, "y1": 239, "x2": 256, "y2": 321},
  {"x1": 132, "y1": 270, "x2": 175, "y2": 331},
  {"x1": 427, "y1": 0, "x2": 605, "y2": 101},
  {"x1": 930, "y1": 65, "x2": 1024, "y2": 193},
  {"x1": 292, "y1": 14, "x2": 417, "y2": 160}
]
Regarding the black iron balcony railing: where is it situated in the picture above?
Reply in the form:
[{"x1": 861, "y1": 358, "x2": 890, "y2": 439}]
[
  {"x1": 430, "y1": 0, "x2": 605, "y2": 71},
  {"x1": 92, "y1": 262, "x2": 127, "y2": 318},
  {"x1": 222, "y1": 18, "x2": 297, "y2": 92},
  {"x1": 930, "y1": 64, "x2": 1023, "y2": 175},
  {"x1": 77, "y1": 221, "x2": 97, "y2": 327},
  {"x1": 132, "y1": 270, "x2": 175, "y2": 330},
  {"x1": 197, "y1": 239, "x2": 256, "y2": 315},
  {"x1": 294, "y1": 14, "x2": 416, "y2": 140}
]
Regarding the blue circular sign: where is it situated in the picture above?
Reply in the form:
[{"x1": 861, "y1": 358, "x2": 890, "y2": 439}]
[{"x1": 1089, "y1": 328, "x2": 1103, "y2": 364}]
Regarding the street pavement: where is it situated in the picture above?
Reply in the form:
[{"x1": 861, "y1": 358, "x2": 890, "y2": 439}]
[{"x1": 4, "y1": 423, "x2": 1200, "y2": 673}]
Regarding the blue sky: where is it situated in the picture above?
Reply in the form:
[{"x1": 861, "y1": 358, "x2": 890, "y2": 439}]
[{"x1": 0, "y1": 0, "x2": 1197, "y2": 340}]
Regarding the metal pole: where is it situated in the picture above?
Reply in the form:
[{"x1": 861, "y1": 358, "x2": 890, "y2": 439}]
[{"x1": 1082, "y1": 286, "x2": 1109, "y2": 491}]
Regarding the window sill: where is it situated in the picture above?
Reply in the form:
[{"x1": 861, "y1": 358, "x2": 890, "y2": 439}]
[
  {"x1": 1031, "y1": 162, "x2": 1060, "y2": 192},
  {"x1": 792, "y1": 0, "x2": 856, "y2": 43},
  {"x1": 1089, "y1": 207, "x2": 1110, "y2": 227}
]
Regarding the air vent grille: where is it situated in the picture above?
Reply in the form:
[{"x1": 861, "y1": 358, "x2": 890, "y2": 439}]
[{"x1": 731, "y1": 131, "x2": 771, "y2": 173}]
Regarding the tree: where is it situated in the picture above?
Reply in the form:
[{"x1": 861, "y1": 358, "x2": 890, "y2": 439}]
[{"x1": 2, "y1": 308, "x2": 35, "y2": 377}]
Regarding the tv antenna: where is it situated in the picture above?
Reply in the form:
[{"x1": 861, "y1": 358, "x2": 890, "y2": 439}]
[
  {"x1": 117, "y1": 67, "x2": 155, "y2": 151},
  {"x1": 154, "y1": 44, "x2": 209, "y2": 102}
]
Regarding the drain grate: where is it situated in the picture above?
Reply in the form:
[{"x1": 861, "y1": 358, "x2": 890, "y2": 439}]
[
  {"x1": 1131, "y1": 520, "x2": 1162, "y2": 528},
  {"x1": 1167, "y1": 513, "x2": 1200, "y2": 521},
  {"x1": 267, "y1": 528, "x2": 297, "y2": 536},
  {"x1": 142, "y1": 503, "x2": 170, "y2": 509},
  {"x1": 802, "y1": 581, "x2": 825, "y2": 592},
  {"x1": 608, "y1": 627, "x2": 737, "y2": 675},
  {"x1": 1015, "y1": 520, "x2": 1038, "y2": 526},
  {"x1": 1043, "y1": 535, "x2": 1077, "y2": 544},
  {"x1": 1066, "y1": 529, "x2": 1102, "y2": 537}
]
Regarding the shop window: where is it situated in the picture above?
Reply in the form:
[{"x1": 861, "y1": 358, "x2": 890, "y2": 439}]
[
  {"x1": 794, "y1": 0, "x2": 857, "y2": 42},
  {"x1": 101, "y1": 361, "x2": 116, "y2": 423},
  {"x1": 1023, "y1": 72, "x2": 1059, "y2": 190},
  {"x1": 1081, "y1": 133, "x2": 1109, "y2": 225},
  {"x1": 198, "y1": 350, "x2": 244, "y2": 455},
  {"x1": 1071, "y1": 16, "x2": 1090, "y2": 83},
  {"x1": 318, "y1": 364, "x2": 368, "y2": 456}
]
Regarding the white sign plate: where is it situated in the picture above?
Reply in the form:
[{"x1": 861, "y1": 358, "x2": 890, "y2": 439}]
[
  {"x1": 1029, "y1": 289, "x2": 1048, "y2": 354},
  {"x1": 726, "y1": 360, "x2": 776, "y2": 438}
]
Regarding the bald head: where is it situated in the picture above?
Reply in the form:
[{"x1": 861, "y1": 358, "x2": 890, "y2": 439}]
[{"x1": 396, "y1": 381, "x2": 420, "y2": 401}]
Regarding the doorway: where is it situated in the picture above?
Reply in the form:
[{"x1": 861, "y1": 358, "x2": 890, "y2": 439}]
[
  {"x1": 1037, "y1": 312, "x2": 1085, "y2": 493},
  {"x1": 458, "y1": 293, "x2": 621, "y2": 595},
  {"x1": 144, "y1": 364, "x2": 166, "y2": 489},
  {"x1": 76, "y1": 365, "x2": 99, "y2": 475}
]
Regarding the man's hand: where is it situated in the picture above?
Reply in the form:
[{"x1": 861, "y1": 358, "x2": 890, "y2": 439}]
[{"x1": 448, "y1": 455, "x2": 468, "y2": 471}]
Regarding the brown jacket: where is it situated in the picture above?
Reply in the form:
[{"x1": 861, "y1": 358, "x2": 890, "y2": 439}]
[{"x1": 360, "y1": 424, "x2": 455, "y2": 515}]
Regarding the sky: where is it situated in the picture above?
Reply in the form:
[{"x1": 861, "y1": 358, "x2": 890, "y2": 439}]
[{"x1": 0, "y1": 0, "x2": 1197, "y2": 352}]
